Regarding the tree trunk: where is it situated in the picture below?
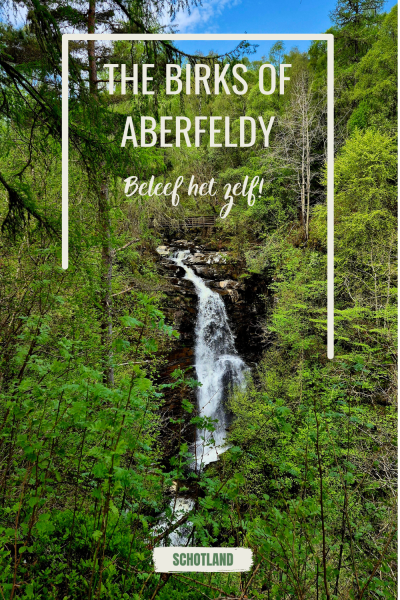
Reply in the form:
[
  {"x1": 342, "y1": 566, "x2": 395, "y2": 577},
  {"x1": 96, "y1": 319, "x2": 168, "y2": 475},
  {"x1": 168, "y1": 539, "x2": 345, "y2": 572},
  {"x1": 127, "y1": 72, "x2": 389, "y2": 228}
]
[
  {"x1": 87, "y1": 0, "x2": 114, "y2": 386},
  {"x1": 306, "y1": 121, "x2": 311, "y2": 240},
  {"x1": 88, "y1": 0, "x2": 97, "y2": 95},
  {"x1": 301, "y1": 101, "x2": 306, "y2": 236},
  {"x1": 99, "y1": 184, "x2": 114, "y2": 386}
]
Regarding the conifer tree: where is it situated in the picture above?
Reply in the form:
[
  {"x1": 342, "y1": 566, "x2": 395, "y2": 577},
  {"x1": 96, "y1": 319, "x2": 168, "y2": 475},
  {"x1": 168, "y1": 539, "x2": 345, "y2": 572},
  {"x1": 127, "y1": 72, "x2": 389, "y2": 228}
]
[{"x1": 330, "y1": 0, "x2": 385, "y2": 60}]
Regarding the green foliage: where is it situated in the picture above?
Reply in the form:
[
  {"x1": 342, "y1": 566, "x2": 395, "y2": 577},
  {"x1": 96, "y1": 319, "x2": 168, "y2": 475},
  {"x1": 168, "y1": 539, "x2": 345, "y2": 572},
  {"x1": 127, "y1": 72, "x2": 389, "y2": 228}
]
[
  {"x1": 0, "y1": 0, "x2": 397, "y2": 598},
  {"x1": 349, "y1": 5, "x2": 398, "y2": 132}
]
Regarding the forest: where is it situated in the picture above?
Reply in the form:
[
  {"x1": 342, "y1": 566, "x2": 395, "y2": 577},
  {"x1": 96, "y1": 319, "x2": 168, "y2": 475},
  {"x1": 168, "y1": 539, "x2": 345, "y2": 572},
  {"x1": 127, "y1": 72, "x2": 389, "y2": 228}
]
[{"x1": 0, "y1": 0, "x2": 397, "y2": 598}]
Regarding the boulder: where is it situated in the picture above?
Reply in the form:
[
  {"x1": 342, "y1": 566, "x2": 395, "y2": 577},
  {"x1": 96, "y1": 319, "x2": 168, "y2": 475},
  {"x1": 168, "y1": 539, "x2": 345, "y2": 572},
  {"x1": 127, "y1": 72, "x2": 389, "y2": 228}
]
[
  {"x1": 156, "y1": 245, "x2": 170, "y2": 256},
  {"x1": 218, "y1": 280, "x2": 237, "y2": 289},
  {"x1": 187, "y1": 253, "x2": 207, "y2": 264},
  {"x1": 173, "y1": 240, "x2": 194, "y2": 248},
  {"x1": 193, "y1": 266, "x2": 217, "y2": 278}
]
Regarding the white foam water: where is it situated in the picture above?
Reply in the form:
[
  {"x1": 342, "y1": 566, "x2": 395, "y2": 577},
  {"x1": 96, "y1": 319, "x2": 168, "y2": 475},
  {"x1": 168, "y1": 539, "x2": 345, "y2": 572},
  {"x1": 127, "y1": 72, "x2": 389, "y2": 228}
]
[
  {"x1": 153, "y1": 497, "x2": 195, "y2": 546},
  {"x1": 172, "y1": 250, "x2": 248, "y2": 468}
]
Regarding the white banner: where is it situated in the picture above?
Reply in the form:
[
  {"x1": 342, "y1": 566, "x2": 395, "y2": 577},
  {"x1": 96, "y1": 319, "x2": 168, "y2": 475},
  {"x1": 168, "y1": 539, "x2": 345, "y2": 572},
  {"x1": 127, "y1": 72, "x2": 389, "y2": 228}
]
[{"x1": 153, "y1": 547, "x2": 253, "y2": 572}]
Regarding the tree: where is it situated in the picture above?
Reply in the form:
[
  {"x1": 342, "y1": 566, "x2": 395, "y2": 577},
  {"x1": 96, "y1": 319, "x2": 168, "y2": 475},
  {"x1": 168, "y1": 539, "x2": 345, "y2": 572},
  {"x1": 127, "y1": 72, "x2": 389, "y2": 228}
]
[
  {"x1": 348, "y1": 4, "x2": 397, "y2": 132},
  {"x1": 330, "y1": 0, "x2": 385, "y2": 62},
  {"x1": 0, "y1": 0, "x2": 256, "y2": 385},
  {"x1": 264, "y1": 64, "x2": 326, "y2": 239}
]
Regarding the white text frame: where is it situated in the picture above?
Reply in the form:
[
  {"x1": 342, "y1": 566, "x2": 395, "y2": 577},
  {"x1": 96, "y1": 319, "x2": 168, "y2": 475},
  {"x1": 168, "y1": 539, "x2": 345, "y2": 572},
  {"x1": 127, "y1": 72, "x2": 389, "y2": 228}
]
[{"x1": 61, "y1": 33, "x2": 334, "y2": 358}]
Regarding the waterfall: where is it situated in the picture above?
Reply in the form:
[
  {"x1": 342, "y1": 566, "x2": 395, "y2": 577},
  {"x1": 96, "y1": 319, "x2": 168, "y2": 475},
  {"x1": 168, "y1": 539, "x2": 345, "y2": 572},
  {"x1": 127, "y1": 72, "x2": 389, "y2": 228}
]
[
  {"x1": 154, "y1": 248, "x2": 248, "y2": 546},
  {"x1": 172, "y1": 250, "x2": 248, "y2": 468}
]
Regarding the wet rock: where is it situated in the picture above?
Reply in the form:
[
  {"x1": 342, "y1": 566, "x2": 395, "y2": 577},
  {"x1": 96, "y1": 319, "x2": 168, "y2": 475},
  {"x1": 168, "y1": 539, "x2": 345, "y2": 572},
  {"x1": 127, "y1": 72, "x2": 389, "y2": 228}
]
[
  {"x1": 156, "y1": 245, "x2": 170, "y2": 256},
  {"x1": 185, "y1": 251, "x2": 229, "y2": 266},
  {"x1": 173, "y1": 240, "x2": 195, "y2": 248},
  {"x1": 161, "y1": 262, "x2": 179, "y2": 271},
  {"x1": 212, "y1": 288, "x2": 240, "y2": 303},
  {"x1": 187, "y1": 253, "x2": 207, "y2": 264},
  {"x1": 227, "y1": 289, "x2": 240, "y2": 303},
  {"x1": 179, "y1": 279, "x2": 195, "y2": 289},
  {"x1": 217, "y1": 280, "x2": 238, "y2": 289},
  {"x1": 192, "y1": 265, "x2": 217, "y2": 278},
  {"x1": 162, "y1": 347, "x2": 194, "y2": 376}
]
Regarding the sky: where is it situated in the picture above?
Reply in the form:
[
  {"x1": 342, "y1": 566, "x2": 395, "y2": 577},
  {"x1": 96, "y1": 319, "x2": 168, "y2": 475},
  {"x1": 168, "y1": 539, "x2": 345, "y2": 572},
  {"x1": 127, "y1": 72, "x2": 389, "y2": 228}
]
[
  {"x1": 1, "y1": 0, "x2": 396, "y2": 60},
  {"x1": 171, "y1": 0, "x2": 397, "y2": 58}
]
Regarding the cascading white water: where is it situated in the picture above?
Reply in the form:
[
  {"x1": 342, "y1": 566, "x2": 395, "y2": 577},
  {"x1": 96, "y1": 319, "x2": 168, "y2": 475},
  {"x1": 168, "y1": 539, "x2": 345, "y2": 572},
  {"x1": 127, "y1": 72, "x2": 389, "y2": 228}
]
[
  {"x1": 172, "y1": 250, "x2": 248, "y2": 468},
  {"x1": 154, "y1": 497, "x2": 195, "y2": 546}
]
